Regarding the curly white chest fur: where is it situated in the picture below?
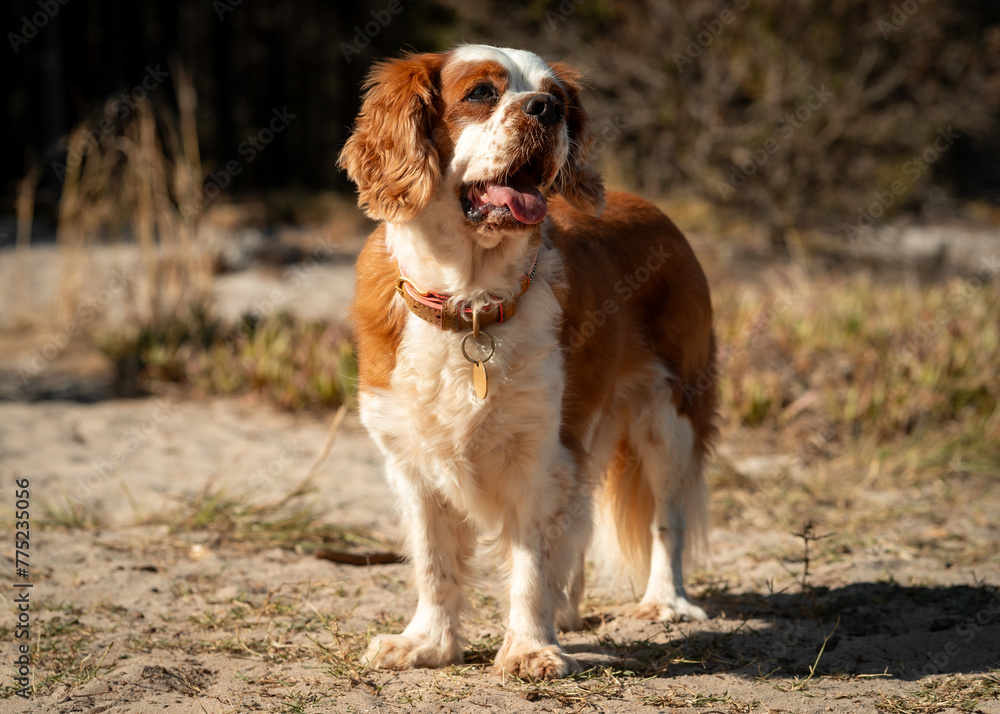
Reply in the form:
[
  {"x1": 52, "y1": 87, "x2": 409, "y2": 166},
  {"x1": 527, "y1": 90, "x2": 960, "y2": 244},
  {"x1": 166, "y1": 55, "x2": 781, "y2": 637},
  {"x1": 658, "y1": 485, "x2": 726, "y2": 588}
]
[{"x1": 359, "y1": 252, "x2": 575, "y2": 530}]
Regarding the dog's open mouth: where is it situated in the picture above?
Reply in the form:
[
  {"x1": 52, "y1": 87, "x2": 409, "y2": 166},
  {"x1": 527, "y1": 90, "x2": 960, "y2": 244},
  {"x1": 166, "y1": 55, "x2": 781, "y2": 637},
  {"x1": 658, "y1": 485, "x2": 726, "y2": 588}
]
[{"x1": 461, "y1": 160, "x2": 548, "y2": 226}]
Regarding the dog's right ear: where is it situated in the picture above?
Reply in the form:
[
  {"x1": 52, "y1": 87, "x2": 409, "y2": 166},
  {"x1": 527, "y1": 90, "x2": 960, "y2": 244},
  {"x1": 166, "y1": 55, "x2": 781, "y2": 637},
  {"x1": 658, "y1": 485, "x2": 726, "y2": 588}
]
[{"x1": 338, "y1": 53, "x2": 445, "y2": 223}]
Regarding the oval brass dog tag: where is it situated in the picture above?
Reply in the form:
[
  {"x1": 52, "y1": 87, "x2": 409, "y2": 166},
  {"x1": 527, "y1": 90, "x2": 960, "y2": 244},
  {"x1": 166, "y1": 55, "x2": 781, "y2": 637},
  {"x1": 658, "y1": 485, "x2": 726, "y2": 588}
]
[{"x1": 472, "y1": 361, "x2": 489, "y2": 399}]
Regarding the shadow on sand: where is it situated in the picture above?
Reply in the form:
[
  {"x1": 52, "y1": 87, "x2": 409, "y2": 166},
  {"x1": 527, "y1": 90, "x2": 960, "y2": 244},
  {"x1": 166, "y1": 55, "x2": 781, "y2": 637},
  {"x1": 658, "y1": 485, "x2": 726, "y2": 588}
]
[{"x1": 572, "y1": 582, "x2": 1000, "y2": 681}]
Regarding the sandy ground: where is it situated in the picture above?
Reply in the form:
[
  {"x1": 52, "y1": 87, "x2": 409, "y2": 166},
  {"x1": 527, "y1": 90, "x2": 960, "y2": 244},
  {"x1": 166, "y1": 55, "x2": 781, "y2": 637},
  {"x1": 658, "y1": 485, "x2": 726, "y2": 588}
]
[
  {"x1": 1, "y1": 238, "x2": 999, "y2": 713},
  {"x1": 1, "y1": 395, "x2": 997, "y2": 713}
]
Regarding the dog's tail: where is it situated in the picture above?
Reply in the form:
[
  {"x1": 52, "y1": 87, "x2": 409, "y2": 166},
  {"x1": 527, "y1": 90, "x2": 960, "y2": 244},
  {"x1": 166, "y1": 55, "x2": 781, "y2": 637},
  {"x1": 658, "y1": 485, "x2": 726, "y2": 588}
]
[{"x1": 593, "y1": 439, "x2": 707, "y2": 589}]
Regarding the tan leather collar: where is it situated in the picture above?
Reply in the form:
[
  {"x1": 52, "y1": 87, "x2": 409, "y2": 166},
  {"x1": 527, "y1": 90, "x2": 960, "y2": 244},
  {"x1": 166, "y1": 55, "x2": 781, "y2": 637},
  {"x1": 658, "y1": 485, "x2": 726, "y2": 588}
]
[{"x1": 395, "y1": 253, "x2": 538, "y2": 332}]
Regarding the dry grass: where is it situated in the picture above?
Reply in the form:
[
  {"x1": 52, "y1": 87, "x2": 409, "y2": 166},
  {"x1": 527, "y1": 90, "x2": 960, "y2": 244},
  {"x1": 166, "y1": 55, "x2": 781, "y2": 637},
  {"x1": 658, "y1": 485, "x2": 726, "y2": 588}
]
[
  {"x1": 51, "y1": 66, "x2": 210, "y2": 327},
  {"x1": 35, "y1": 408, "x2": 381, "y2": 558},
  {"x1": 875, "y1": 673, "x2": 1000, "y2": 713},
  {"x1": 715, "y1": 268, "x2": 999, "y2": 470},
  {"x1": 156, "y1": 478, "x2": 385, "y2": 556},
  {"x1": 708, "y1": 263, "x2": 1000, "y2": 552},
  {"x1": 9, "y1": 63, "x2": 363, "y2": 414},
  {"x1": 98, "y1": 308, "x2": 357, "y2": 408},
  {"x1": 0, "y1": 600, "x2": 106, "y2": 695}
]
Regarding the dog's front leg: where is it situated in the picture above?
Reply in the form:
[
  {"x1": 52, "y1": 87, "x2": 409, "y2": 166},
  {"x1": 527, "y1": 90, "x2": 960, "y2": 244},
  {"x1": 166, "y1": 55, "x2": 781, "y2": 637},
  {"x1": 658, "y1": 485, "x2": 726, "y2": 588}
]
[
  {"x1": 493, "y1": 453, "x2": 584, "y2": 679},
  {"x1": 363, "y1": 465, "x2": 474, "y2": 670},
  {"x1": 494, "y1": 532, "x2": 582, "y2": 679}
]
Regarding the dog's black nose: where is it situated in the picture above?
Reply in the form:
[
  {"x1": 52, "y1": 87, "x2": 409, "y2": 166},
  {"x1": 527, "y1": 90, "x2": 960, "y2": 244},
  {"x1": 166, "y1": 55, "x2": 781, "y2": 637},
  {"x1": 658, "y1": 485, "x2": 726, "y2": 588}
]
[{"x1": 522, "y1": 93, "x2": 564, "y2": 127}]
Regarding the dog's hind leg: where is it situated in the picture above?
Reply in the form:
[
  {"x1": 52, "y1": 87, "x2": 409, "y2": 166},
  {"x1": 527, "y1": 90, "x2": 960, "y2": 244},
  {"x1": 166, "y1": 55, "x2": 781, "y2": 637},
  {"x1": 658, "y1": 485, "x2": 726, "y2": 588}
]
[
  {"x1": 629, "y1": 394, "x2": 708, "y2": 622},
  {"x1": 554, "y1": 550, "x2": 587, "y2": 632},
  {"x1": 551, "y1": 482, "x2": 593, "y2": 633}
]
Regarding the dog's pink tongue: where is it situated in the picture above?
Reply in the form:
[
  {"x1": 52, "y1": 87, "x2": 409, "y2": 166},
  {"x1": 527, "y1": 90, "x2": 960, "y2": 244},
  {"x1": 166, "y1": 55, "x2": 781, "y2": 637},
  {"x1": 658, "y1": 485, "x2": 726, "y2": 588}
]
[{"x1": 485, "y1": 174, "x2": 547, "y2": 224}]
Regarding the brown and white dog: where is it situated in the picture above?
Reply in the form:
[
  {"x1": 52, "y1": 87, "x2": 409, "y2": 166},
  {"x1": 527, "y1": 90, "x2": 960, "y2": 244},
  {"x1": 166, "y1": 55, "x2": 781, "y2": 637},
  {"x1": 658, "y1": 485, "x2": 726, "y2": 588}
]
[{"x1": 340, "y1": 45, "x2": 717, "y2": 679}]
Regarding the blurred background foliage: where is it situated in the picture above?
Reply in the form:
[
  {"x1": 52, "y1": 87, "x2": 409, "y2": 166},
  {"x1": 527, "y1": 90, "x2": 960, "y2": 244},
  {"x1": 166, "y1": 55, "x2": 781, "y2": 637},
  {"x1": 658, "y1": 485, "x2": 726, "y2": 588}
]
[
  {"x1": 2, "y1": 0, "x2": 997, "y2": 481},
  {"x1": 3, "y1": 0, "x2": 998, "y2": 244}
]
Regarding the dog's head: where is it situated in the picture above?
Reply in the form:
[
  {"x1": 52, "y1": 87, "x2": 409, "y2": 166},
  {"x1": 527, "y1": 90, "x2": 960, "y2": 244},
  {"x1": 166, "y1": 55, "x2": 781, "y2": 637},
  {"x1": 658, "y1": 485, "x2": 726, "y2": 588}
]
[{"x1": 339, "y1": 45, "x2": 605, "y2": 243}]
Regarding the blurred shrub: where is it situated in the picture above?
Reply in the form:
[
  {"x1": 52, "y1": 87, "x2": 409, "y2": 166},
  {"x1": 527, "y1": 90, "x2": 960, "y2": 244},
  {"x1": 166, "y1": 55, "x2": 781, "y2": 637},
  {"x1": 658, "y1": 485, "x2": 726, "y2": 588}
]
[{"x1": 100, "y1": 309, "x2": 357, "y2": 410}]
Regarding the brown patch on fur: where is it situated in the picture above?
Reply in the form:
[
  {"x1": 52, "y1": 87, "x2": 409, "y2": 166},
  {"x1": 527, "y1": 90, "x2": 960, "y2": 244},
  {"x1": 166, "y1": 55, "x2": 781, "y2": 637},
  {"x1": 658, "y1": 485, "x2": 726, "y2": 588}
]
[
  {"x1": 550, "y1": 191, "x2": 716, "y2": 580},
  {"x1": 550, "y1": 191, "x2": 718, "y2": 462},
  {"x1": 349, "y1": 225, "x2": 407, "y2": 393}
]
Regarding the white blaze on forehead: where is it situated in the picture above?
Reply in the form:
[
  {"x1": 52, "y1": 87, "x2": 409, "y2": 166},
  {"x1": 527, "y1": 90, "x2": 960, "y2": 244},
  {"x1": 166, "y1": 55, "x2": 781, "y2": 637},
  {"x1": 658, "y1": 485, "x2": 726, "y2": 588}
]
[{"x1": 449, "y1": 44, "x2": 555, "y2": 93}]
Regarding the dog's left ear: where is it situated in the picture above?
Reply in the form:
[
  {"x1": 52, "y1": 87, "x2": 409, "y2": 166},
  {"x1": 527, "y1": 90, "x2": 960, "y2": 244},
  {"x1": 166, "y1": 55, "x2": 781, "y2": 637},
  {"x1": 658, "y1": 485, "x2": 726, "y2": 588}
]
[
  {"x1": 549, "y1": 62, "x2": 606, "y2": 216},
  {"x1": 338, "y1": 53, "x2": 446, "y2": 223}
]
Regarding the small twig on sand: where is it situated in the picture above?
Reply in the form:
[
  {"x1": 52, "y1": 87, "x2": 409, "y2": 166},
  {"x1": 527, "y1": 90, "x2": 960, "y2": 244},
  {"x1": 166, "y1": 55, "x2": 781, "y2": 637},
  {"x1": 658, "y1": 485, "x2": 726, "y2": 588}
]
[
  {"x1": 792, "y1": 521, "x2": 834, "y2": 593},
  {"x1": 782, "y1": 618, "x2": 840, "y2": 692},
  {"x1": 259, "y1": 398, "x2": 351, "y2": 512},
  {"x1": 313, "y1": 549, "x2": 403, "y2": 566}
]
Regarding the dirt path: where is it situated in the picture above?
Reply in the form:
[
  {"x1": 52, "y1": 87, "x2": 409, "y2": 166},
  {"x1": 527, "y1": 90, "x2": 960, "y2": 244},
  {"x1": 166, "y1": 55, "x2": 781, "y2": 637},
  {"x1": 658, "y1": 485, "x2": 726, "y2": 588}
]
[{"x1": 2, "y1": 394, "x2": 998, "y2": 713}]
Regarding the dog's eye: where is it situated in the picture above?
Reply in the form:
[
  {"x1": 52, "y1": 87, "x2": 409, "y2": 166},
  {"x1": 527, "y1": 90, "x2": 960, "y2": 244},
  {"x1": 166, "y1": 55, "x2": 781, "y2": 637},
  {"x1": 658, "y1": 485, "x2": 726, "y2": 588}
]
[{"x1": 465, "y1": 83, "x2": 497, "y2": 102}]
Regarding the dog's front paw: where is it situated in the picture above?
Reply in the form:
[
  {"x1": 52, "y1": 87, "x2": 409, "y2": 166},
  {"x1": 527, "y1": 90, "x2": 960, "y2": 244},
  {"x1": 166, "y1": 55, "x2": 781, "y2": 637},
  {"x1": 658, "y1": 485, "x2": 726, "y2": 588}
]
[
  {"x1": 631, "y1": 597, "x2": 708, "y2": 623},
  {"x1": 362, "y1": 633, "x2": 462, "y2": 670},
  {"x1": 493, "y1": 639, "x2": 580, "y2": 680}
]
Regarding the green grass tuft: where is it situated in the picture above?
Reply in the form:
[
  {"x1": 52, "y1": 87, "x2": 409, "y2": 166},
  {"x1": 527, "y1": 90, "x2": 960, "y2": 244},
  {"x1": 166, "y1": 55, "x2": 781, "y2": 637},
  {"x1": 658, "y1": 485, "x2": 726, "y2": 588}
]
[{"x1": 99, "y1": 308, "x2": 357, "y2": 410}]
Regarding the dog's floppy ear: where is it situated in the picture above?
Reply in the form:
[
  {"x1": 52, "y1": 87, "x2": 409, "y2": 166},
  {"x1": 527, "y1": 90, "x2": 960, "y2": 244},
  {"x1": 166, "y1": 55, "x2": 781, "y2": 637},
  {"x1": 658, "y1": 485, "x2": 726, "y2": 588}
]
[
  {"x1": 338, "y1": 53, "x2": 445, "y2": 223},
  {"x1": 549, "y1": 62, "x2": 606, "y2": 216}
]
